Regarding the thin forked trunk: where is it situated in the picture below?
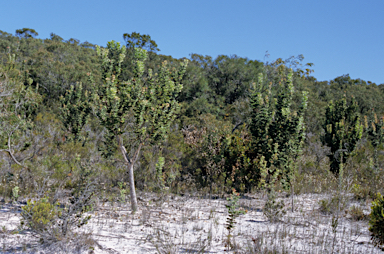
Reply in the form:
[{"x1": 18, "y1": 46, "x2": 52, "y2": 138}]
[
  {"x1": 117, "y1": 136, "x2": 141, "y2": 213},
  {"x1": 127, "y1": 163, "x2": 138, "y2": 212}
]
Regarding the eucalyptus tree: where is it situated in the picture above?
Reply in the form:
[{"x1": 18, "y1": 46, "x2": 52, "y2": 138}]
[
  {"x1": 15, "y1": 28, "x2": 38, "y2": 39},
  {"x1": 123, "y1": 32, "x2": 159, "y2": 52},
  {"x1": 91, "y1": 41, "x2": 187, "y2": 212}
]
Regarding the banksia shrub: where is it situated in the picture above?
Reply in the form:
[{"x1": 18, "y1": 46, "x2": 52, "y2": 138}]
[
  {"x1": 369, "y1": 193, "x2": 384, "y2": 247},
  {"x1": 322, "y1": 96, "x2": 363, "y2": 175},
  {"x1": 250, "y1": 70, "x2": 308, "y2": 189}
]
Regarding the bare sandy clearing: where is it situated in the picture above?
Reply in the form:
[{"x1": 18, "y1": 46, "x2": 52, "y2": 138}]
[{"x1": 0, "y1": 193, "x2": 382, "y2": 253}]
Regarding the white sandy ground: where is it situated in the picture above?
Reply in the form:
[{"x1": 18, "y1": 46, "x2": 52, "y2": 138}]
[{"x1": 0, "y1": 192, "x2": 383, "y2": 253}]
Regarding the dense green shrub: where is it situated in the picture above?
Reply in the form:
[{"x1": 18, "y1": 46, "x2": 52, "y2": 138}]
[
  {"x1": 223, "y1": 126, "x2": 256, "y2": 193},
  {"x1": 21, "y1": 197, "x2": 63, "y2": 242},
  {"x1": 183, "y1": 120, "x2": 229, "y2": 193},
  {"x1": 322, "y1": 96, "x2": 363, "y2": 175},
  {"x1": 369, "y1": 193, "x2": 384, "y2": 247},
  {"x1": 250, "y1": 69, "x2": 308, "y2": 189}
]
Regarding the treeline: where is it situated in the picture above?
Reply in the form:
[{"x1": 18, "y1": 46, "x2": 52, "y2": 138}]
[{"x1": 0, "y1": 28, "x2": 384, "y2": 207}]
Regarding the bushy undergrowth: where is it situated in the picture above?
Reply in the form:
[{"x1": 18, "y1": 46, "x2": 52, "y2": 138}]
[
  {"x1": 369, "y1": 193, "x2": 384, "y2": 248},
  {"x1": 20, "y1": 165, "x2": 96, "y2": 244}
]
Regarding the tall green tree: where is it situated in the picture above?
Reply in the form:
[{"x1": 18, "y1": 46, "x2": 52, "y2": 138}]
[
  {"x1": 91, "y1": 41, "x2": 187, "y2": 212},
  {"x1": 322, "y1": 96, "x2": 363, "y2": 175},
  {"x1": 123, "y1": 32, "x2": 159, "y2": 52},
  {"x1": 15, "y1": 28, "x2": 38, "y2": 39}
]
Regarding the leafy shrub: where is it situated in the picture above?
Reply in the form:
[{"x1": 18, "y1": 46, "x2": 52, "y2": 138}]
[
  {"x1": 369, "y1": 193, "x2": 384, "y2": 247},
  {"x1": 21, "y1": 197, "x2": 63, "y2": 242}
]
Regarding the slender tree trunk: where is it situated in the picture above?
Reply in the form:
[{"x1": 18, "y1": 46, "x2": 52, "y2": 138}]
[
  {"x1": 117, "y1": 136, "x2": 140, "y2": 213},
  {"x1": 127, "y1": 163, "x2": 138, "y2": 212},
  {"x1": 291, "y1": 182, "x2": 294, "y2": 212}
]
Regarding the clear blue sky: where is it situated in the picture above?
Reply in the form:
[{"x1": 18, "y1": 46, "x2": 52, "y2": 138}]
[{"x1": 1, "y1": 0, "x2": 383, "y2": 84}]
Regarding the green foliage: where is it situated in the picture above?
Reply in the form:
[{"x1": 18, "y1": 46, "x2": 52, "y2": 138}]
[
  {"x1": 21, "y1": 197, "x2": 61, "y2": 239},
  {"x1": 225, "y1": 190, "x2": 246, "y2": 226},
  {"x1": 329, "y1": 75, "x2": 384, "y2": 115},
  {"x1": 183, "y1": 67, "x2": 308, "y2": 193},
  {"x1": 92, "y1": 40, "x2": 130, "y2": 144},
  {"x1": 156, "y1": 156, "x2": 165, "y2": 189},
  {"x1": 322, "y1": 96, "x2": 363, "y2": 175},
  {"x1": 179, "y1": 54, "x2": 263, "y2": 122},
  {"x1": 0, "y1": 52, "x2": 41, "y2": 169},
  {"x1": 223, "y1": 126, "x2": 255, "y2": 192},
  {"x1": 21, "y1": 195, "x2": 93, "y2": 243},
  {"x1": 196, "y1": 127, "x2": 226, "y2": 192},
  {"x1": 225, "y1": 189, "x2": 246, "y2": 250},
  {"x1": 60, "y1": 82, "x2": 91, "y2": 143},
  {"x1": 91, "y1": 40, "x2": 188, "y2": 211},
  {"x1": 369, "y1": 193, "x2": 384, "y2": 247},
  {"x1": 149, "y1": 128, "x2": 188, "y2": 192},
  {"x1": 132, "y1": 52, "x2": 188, "y2": 145},
  {"x1": 351, "y1": 183, "x2": 371, "y2": 200},
  {"x1": 182, "y1": 115, "x2": 230, "y2": 193},
  {"x1": 50, "y1": 33, "x2": 64, "y2": 42},
  {"x1": 0, "y1": 30, "x2": 100, "y2": 104},
  {"x1": 0, "y1": 29, "x2": 383, "y2": 227},
  {"x1": 249, "y1": 69, "x2": 308, "y2": 189},
  {"x1": 21, "y1": 165, "x2": 95, "y2": 243},
  {"x1": 15, "y1": 28, "x2": 38, "y2": 39},
  {"x1": 123, "y1": 32, "x2": 159, "y2": 52},
  {"x1": 93, "y1": 41, "x2": 187, "y2": 146},
  {"x1": 117, "y1": 182, "x2": 127, "y2": 202},
  {"x1": 12, "y1": 186, "x2": 19, "y2": 202},
  {"x1": 364, "y1": 111, "x2": 384, "y2": 169},
  {"x1": 206, "y1": 54, "x2": 263, "y2": 105}
]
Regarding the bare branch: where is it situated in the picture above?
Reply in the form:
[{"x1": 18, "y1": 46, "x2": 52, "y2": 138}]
[{"x1": 0, "y1": 128, "x2": 30, "y2": 171}]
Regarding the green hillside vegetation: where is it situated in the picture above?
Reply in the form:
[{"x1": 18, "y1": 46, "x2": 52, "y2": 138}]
[{"x1": 1, "y1": 28, "x2": 384, "y2": 249}]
